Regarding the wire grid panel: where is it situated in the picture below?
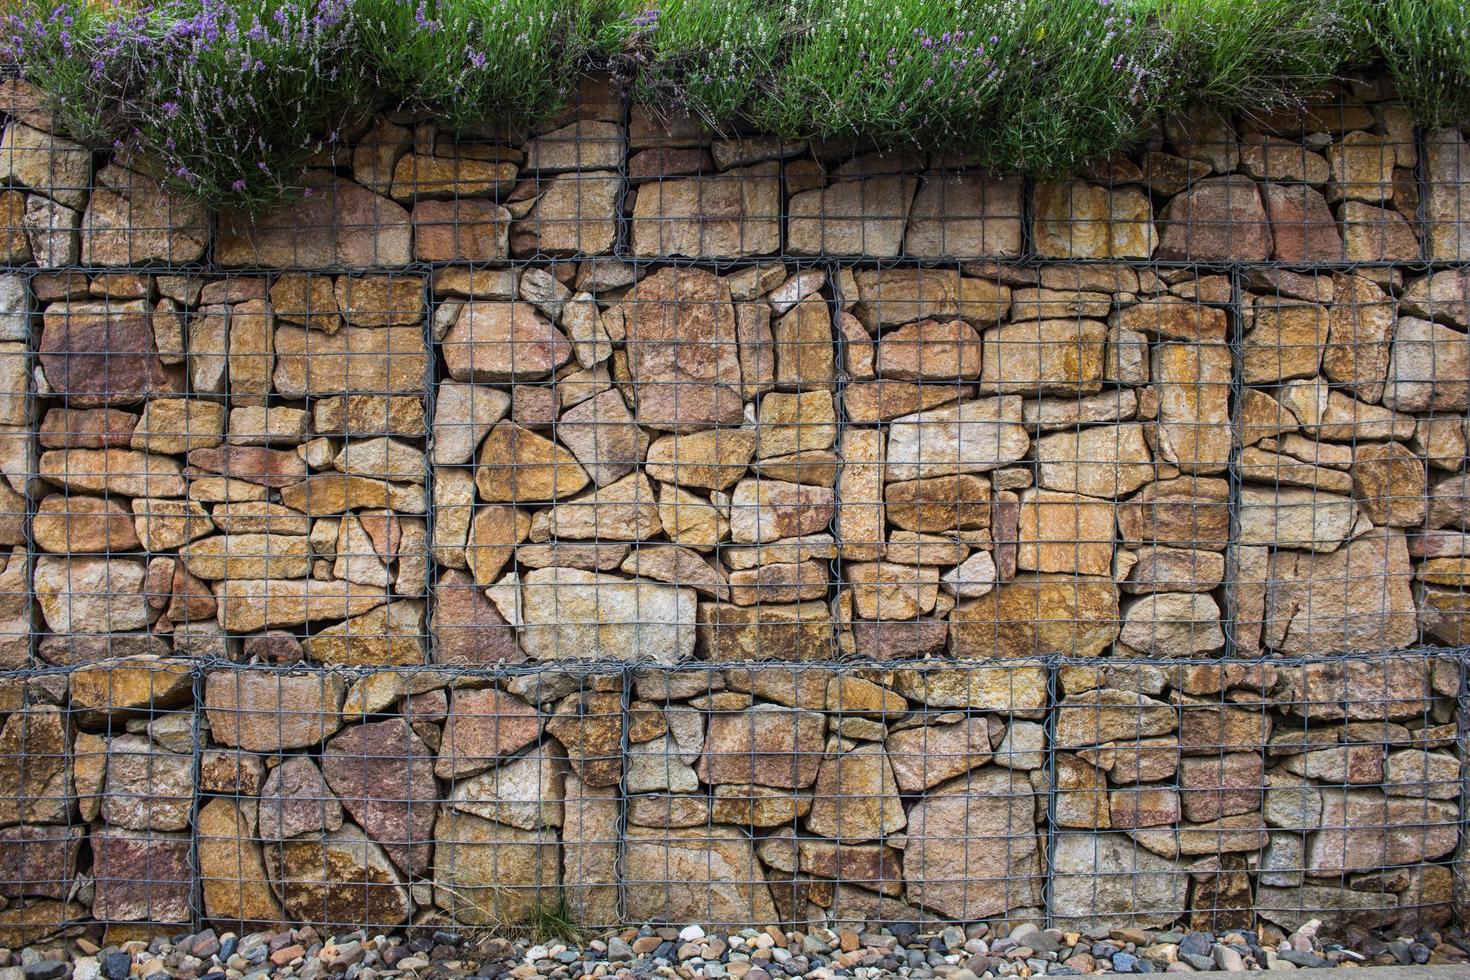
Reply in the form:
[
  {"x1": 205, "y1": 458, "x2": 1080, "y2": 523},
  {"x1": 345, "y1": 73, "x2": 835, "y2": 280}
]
[
  {"x1": 0, "y1": 655, "x2": 1461, "y2": 939},
  {"x1": 1, "y1": 73, "x2": 1470, "y2": 941}
]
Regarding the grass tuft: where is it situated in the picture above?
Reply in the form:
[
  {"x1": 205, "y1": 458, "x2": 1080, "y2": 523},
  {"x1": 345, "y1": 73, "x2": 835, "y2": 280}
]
[
  {"x1": 525, "y1": 896, "x2": 583, "y2": 944},
  {"x1": 438, "y1": 886, "x2": 585, "y2": 947}
]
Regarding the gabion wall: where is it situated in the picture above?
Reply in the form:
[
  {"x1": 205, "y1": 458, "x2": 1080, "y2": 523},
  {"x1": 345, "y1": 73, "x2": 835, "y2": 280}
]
[{"x1": 0, "y1": 72, "x2": 1469, "y2": 941}]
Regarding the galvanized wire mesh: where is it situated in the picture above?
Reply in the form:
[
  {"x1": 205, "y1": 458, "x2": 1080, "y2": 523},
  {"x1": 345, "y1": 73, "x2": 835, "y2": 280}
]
[
  {"x1": 0, "y1": 74, "x2": 1468, "y2": 943},
  {"x1": 0, "y1": 655, "x2": 1462, "y2": 938}
]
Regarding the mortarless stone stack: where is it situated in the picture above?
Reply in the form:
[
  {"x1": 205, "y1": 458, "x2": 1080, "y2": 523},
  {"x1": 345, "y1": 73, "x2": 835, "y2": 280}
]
[{"x1": 0, "y1": 74, "x2": 1466, "y2": 940}]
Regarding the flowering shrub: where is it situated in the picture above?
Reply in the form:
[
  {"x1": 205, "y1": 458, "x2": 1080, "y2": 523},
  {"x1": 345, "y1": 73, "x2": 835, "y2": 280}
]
[
  {"x1": 1374, "y1": 0, "x2": 1470, "y2": 128},
  {"x1": 7, "y1": 0, "x2": 1470, "y2": 212},
  {"x1": 2, "y1": 0, "x2": 142, "y2": 143},
  {"x1": 980, "y1": 0, "x2": 1166, "y2": 175},
  {"x1": 5, "y1": 0, "x2": 366, "y2": 211},
  {"x1": 1141, "y1": 0, "x2": 1370, "y2": 116},
  {"x1": 354, "y1": 0, "x2": 592, "y2": 133},
  {"x1": 599, "y1": 0, "x2": 782, "y2": 132},
  {"x1": 757, "y1": 0, "x2": 1165, "y2": 175}
]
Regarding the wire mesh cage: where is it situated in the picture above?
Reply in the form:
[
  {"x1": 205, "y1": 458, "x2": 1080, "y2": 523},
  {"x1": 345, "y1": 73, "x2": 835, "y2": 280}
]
[{"x1": 0, "y1": 73, "x2": 1468, "y2": 946}]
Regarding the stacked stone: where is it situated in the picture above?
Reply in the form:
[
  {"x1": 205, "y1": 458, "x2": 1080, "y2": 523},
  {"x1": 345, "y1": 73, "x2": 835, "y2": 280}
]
[
  {"x1": 0, "y1": 274, "x2": 28, "y2": 669},
  {"x1": 427, "y1": 261, "x2": 845, "y2": 666},
  {"x1": 621, "y1": 664, "x2": 1048, "y2": 928},
  {"x1": 1023, "y1": 80, "x2": 1420, "y2": 268},
  {"x1": 191, "y1": 664, "x2": 623, "y2": 933},
  {"x1": 0, "y1": 655, "x2": 1462, "y2": 942},
  {"x1": 1049, "y1": 655, "x2": 1460, "y2": 935},
  {"x1": 835, "y1": 264, "x2": 1232, "y2": 663},
  {"x1": 31, "y1": 268, "x2": 432, "y2": 667},
  {"x1": 6, "y1": 658, "x2": 1453, "y2": 940},
  {"x1": 4, "y1": 72, "x2": 1470, "y2": 944},
  {"x1": 0, "y1": 657, "x2": 196, "y2": 941},
  {"x1": 421, "y1": 258, "x2": 1231, "y2": 665},
  {"x1": 0, "y1": 697, "x2": 88, "y2": 943}
]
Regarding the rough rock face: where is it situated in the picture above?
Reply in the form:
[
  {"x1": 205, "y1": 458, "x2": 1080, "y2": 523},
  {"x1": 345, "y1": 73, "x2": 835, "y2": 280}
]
[
  {"x1": 619, "y1": 267, "x2": 745, "y2": 431},
  {"x1": 0, "y1": 707, "x2": 72, "y2": 826},
  {"x1": 271, "y1": 824, "x2": 412, "y2": 928},
  {"x1": 519, "y1": 568, "x2": 696, "y2": 663},
  {"x1": 205, "y1": 670, "x2": 346, "y2": 750},
  {"x1": 1051, "y1": 833, "x2": 1188, "y2": 929},
  {"x1": 217, "y1": 172, "x2": 412, "y2": 268},
  {"x1": 91, "y1": 827, "x2": 193, "y2": 922},
  {"x1": 432, "y1": 809, "x2": 561, "y2": 925},
  {"x1": 322, "y1": 718, "x2": 439, "y2": 875},
  {"x1": 258, "y1": 755, "x2": 342, "y2": 841},
  {"x1": 625, "y1": 825, "x2": 777, "y2": 925},
  {"x1": 903, "y1": 768, "x2": 1043, "y2": 919},
  {"x1": 1263, "y1": 528, "x2": 1418, "y2": 655},
  {"x1": 197, "y1": 797, "x2": 285, "y2": 926},
  {"x1": 631, "y1": 164, "x2": 780, "y2": 258}
]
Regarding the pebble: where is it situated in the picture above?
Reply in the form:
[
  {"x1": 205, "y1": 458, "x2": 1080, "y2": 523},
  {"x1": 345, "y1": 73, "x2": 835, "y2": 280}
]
[
  {"x1": 1279, "y1": 949, "x2": 1329, "y2": 968},
  {"x1": 1179, "y1": 952, "x2": 1218, "y2": 971},
  {"x1": 1212, "y1": 945, "x2": 1246, "y2": 972},
  {"x1": 1178, "y1": 934, "x2": 1212, "y2": 958}
]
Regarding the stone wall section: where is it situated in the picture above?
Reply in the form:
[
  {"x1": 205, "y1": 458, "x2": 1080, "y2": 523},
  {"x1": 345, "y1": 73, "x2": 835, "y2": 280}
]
[
  {"x1": 0, "y1": 75, "x2": 1468, "y2": 939},
  {"x1": 0, "y1": 655, "x2": 1461, "y2": 940}
]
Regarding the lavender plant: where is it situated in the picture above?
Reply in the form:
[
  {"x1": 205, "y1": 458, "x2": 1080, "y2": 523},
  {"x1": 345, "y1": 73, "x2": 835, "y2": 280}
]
[
  {"x1": 2, "y1": 0, "x2": 143, "y2": 144},
  {"x1": 6, "y1": 0, "x2": 366, "y2": 211},
  {"x1": 10, "y1": 0, "x2": 1470, "y2": 216},
  {"x1": 984, "y1": 0, "x2": 1166, "y2": 175},
  {"x1": 1135, "y1": 0, "x2": 1366, "y2": 116},
  {"x1": 757, "y1": 0, "x2": 1163, "y2": 174},
  {"x1": 353, "y1": 0, "x2": 591, "y2": 133},
  {"x1": 600, "y1": 0, "x2": 782, "y2": 133},
  {"x1": 1374, "y1": 0, "x2": 1470, "y2": 128}
]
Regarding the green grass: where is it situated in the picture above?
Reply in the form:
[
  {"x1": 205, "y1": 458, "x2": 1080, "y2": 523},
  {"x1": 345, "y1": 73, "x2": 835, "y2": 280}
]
[
  {"x1": 1373, "y1": 0, "x2": 1470, "y2": 128},
  {"x1": 354, "y1": 0, "x2": 592, "y2": 133},
  {"x1": 525, "y1": 896, "x2": 584, "y2": 944}
]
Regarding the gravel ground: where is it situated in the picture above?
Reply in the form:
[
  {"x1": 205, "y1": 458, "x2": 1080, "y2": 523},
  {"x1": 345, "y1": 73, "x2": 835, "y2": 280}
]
[{"x1": 5, "y1": 919, "x2": 1470, "y2": 980}]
